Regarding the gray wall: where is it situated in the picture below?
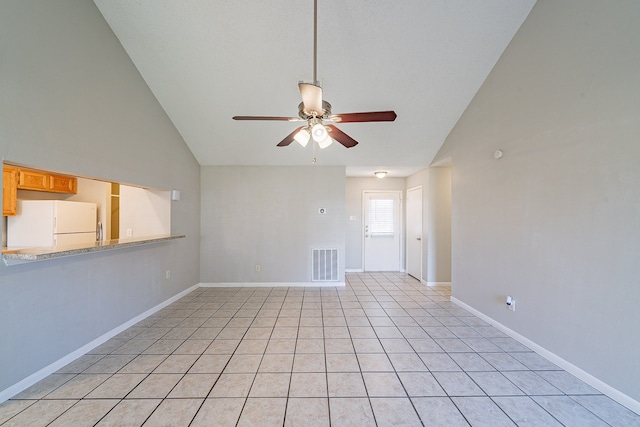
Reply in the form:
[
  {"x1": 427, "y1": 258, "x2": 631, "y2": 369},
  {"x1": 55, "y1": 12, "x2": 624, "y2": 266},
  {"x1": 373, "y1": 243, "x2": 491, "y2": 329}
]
[
  {"x1": 200, "y1": 166, "x2": 345, "y2": 283},
  {"x1": 345, "y1": 177, "x2": 406, "y2": 271},
  {"x1": 0, "y1": 0, "x2": 200, "y2": 394},
  {"x1": 425, "y1": 168, "x2": 451, "y2": 283},
  {"x1": 433, "y1": 0, "x2": 640, "y2": 402}
]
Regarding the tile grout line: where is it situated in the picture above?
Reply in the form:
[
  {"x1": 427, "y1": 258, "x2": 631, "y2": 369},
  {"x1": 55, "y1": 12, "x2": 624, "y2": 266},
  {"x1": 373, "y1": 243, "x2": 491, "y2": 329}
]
[{"x1": 2, "y1": 276, "x2": 636, "y2": 426}]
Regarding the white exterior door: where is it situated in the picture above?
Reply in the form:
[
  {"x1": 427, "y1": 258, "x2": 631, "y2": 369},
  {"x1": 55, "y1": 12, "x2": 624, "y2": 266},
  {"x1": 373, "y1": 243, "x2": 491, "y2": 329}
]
[
  {"x1": 406, "y1": 186, "x2": 423, "y2": 280},
  {"x1": 363, "y1": 191, "x2": 401, "y2": 271}
]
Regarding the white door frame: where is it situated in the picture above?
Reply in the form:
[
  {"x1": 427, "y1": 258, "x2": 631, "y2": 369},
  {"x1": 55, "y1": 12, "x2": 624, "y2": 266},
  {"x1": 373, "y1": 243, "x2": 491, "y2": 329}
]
[
  {"x1": 406, "y1": 185, "x2": 423, "y2": 281},
  {"x1": 362, "y1": 190, "x2": 404, "y2": 272}
]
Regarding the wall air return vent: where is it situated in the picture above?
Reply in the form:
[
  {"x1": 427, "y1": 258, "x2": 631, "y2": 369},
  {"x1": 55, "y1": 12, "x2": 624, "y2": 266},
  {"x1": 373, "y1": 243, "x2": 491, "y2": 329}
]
[{"x1": 312, "y1": 248, "x2": 339, "y2": 282}]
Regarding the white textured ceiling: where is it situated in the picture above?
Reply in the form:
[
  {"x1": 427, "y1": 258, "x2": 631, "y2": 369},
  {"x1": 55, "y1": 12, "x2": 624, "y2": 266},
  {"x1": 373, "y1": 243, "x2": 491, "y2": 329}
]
[{"x1": 94, "y1": 0, "x2": 535, "y2": 177}]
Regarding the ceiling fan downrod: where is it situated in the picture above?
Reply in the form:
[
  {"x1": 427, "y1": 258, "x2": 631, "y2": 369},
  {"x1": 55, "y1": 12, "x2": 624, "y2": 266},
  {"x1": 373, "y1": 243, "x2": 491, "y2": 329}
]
[
  {"x1": 231, "y1": 0, "x2": 397, "y2": 150},
  {"x1": 313, "y1": 0, "x2": 318, "y2": 85}
]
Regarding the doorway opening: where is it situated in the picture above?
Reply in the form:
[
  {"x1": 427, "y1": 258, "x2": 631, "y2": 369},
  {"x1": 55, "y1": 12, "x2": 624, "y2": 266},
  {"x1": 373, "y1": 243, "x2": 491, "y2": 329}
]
[{"x1": 406, "y1": 186, "x2": 423, "y2": 280}]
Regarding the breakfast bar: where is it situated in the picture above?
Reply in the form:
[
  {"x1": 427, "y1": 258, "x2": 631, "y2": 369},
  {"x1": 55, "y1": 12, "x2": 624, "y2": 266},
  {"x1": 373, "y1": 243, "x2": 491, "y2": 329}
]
[{"x1": 2, "y1": 235, "x2": 185, "y2": 265}]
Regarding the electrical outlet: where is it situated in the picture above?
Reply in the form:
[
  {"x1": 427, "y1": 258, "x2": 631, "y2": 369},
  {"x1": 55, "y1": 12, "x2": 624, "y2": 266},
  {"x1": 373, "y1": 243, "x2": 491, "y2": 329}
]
[
  {"x1": 126, "y1": 228, "x2": 132, "y2": 237},
  {"x1": 255, "y1": 264, "x2": 261, "y2": 272},
  {"x1": 165, "y1": 270, "x2": 170, "y2": 279}
]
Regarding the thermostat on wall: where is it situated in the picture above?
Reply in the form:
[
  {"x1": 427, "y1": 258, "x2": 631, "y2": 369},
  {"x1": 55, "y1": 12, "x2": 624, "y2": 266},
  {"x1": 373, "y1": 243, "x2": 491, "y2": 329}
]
[{"x1": 318, "y1": 208, "x2": 326, "y2": 214}]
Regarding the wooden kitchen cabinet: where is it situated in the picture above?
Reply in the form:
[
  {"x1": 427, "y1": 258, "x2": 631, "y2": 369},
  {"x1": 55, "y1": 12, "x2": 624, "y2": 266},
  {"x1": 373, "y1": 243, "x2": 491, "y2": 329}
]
[
  {"x1": 2, "y1": 165, "x2": 78, "y2": 216},
  {"x1": 49, "y1": 173, "x2": 77, "y2": 193},
  {"x1": 3, "y1": 166, "x2": 18, "y2": 216},
  {"x1": 18, "y1": 169, "x2": 49, "y2": 191},
  {"x1": 17, "y1": 168, "x2": 77, "y2": 194}
]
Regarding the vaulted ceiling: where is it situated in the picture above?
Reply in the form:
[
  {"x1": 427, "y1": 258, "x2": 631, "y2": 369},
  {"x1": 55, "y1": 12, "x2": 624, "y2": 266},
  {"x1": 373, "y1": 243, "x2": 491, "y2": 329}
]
[{"x1": 94, "y1": 0, "x2": 536, "y2": 177}]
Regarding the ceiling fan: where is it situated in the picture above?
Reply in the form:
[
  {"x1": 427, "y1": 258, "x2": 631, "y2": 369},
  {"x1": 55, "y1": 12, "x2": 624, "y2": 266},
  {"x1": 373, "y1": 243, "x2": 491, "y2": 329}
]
[{"x1": 232, "y1": 0, "x2": 397, "y2": 150}]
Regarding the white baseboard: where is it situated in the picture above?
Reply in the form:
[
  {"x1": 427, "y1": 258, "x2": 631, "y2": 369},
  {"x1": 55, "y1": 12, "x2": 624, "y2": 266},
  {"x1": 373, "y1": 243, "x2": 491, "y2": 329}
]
[
  {"x1": 451, "y1": 296, "x2": 640, "y2": 415},
  {"x1": 1, "y1": 279, "x2": 350, "y2": 403},
  {"x1": 345, "y1": 269, "x2": 364, "y2": 273},
  {"x1": 0, "y1": 283, "x2": 200, "y2": 404},
  {"x1": 426, "y1": 281, "x2": 451, "y2": 287},
  {"x1": 199, "y1": 282, "x2": 345, "y2": 288}
]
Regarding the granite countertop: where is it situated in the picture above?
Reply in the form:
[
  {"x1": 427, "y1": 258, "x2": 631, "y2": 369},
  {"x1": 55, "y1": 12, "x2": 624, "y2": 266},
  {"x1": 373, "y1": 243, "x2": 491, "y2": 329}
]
[{"x1": 2, "y1": 234, "x2": 185, "y2": 265}]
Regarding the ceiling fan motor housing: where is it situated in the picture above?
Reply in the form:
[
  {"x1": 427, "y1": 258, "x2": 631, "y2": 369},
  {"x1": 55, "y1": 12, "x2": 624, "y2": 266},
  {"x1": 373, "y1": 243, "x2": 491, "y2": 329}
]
[{"x1": 298, "y1": 100, "x2": 332, "y2": 120}]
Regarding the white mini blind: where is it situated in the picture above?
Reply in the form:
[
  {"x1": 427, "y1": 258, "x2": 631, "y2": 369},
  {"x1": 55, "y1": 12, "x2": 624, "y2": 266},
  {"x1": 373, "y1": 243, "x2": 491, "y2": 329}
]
[{"x1": 369, "y1": 198, "x2": 395, "y2": 236}]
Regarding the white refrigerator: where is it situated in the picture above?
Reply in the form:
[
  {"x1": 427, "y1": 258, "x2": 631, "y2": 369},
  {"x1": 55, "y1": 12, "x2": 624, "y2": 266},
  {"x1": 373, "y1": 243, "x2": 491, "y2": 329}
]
[{"x1": 7, "y1": 200, "x2": 97, "y2": 248}]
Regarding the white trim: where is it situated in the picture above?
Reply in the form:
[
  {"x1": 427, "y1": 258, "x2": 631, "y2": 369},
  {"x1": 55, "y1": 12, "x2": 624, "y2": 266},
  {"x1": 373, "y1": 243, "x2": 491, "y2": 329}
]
[
  {"x1": 0, "y1": 283, "x2": 200, "y2": 404},
  {"x1": 1, "y1": 279, "x2": 354, "y2": 404},
  {"x1": 451, "y1": 296, "x2": 640, "y2": 415},
  {"x1": 426, "y1": 281, "x2": 451, "y2": 287},
  {"x1": 199, "y1": 282, "x2": 345, "y2": 288},
  {"x1": 345, "y1": 269, "x2": 364, "y2": 273}
]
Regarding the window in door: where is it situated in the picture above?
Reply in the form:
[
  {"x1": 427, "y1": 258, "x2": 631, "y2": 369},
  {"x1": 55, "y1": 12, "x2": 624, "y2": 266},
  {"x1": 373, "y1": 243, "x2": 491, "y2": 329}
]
[{"x1": 369, "y1": 198, "x2": 395, "y2": 237}]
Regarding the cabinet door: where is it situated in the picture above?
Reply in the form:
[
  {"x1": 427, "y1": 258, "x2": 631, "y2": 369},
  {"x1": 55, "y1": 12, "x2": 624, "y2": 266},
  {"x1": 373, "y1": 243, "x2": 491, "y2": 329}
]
[
  {"x1": 49, "y1": 174, "x2": 77, "y2": 193},
  {"x1": 3, "y1": 167, "x2": 18, "y2": 216},
  {"x1": 18, "y1": 169, "x2": 49, "y2": 191}
]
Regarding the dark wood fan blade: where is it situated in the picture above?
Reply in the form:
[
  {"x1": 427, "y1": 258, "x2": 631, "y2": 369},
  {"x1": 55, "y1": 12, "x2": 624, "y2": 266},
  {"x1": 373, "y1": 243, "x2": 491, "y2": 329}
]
[
  {"x1": 233, "y1": 116, "x2": 302, "y2": 121},
  {"x1": 326, "y1": 125, "x2": 358, "y2": 148},
  {"x1": 329, "y1": 111, "x2": 397, "y2": 123},
  {"x1": 277, "y1": 126, "x2": 305, "y2": 147}
]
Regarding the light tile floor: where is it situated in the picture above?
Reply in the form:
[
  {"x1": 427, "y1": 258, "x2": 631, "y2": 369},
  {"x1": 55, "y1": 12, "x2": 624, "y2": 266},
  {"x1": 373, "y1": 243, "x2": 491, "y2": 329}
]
[{"x1": 2, "y1": 272, "x2": 639, "y2": 426}]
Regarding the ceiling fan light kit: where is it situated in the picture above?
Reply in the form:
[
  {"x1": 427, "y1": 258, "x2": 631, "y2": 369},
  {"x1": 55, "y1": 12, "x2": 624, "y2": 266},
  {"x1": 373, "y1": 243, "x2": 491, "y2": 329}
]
[
  {"x1": 294, "y1": 128, "x2": 311, "y2": 147},
  {"x1": 232, "y1": 0, "x2": 396, "y2": 155},
  {"x1": 311, "y1": 122, "x2": 328, "y2": 141},
  {"x1": 317, "y1": 134, "x2": 333, "y2": 149}
]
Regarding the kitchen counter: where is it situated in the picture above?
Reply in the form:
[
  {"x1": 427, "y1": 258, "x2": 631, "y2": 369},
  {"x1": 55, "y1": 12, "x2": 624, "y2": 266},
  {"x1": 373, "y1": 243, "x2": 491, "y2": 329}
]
[{"x1": 2, "y1": 234, "x2": 185, "y2": 265}]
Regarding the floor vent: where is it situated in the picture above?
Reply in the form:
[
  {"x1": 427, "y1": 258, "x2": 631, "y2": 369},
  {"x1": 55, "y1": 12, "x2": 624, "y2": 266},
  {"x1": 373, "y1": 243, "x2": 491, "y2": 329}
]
[{"x1": 312, "y1": 248, "x2": 339, "y2": 281}]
